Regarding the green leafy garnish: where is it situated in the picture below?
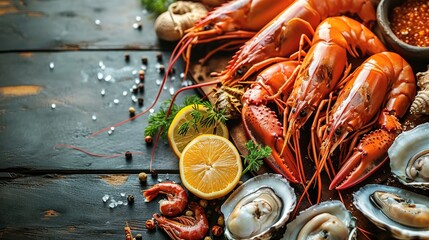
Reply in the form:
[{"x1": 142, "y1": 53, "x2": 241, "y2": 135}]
[
  {"x1": 144, "y1": 95, "x2": 202, "y2": 139},
  {"x1": 141, "y1": 0, "x2": 175, "y2": 15},
  {"x1": 242, "y1": 141, "x2": 272, "y2": 175},
  {"x1": 177, "y1": 101, "x2": 228, "y2": 136}
]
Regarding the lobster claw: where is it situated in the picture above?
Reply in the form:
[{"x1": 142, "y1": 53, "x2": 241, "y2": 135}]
[
  {"x1": 242, "y1": 104, "x2": 302, "y2": 184},
  {"x1": 329, "y1": 128, "x2": 398, "y2": 190}
]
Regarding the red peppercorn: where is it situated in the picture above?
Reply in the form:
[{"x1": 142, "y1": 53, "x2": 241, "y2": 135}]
[
  {"x1": 145, "y1": 135, "x2": 153, "y2": 144},
  {"x1": 146, "y1": 219, "x2": 156, "y2": 230}
]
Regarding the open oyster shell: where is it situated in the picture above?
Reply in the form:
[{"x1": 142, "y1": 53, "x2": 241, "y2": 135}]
[
  {"x1": 221, "y1": 173, "x2": 296, "y2": 240},
  {"x1": 388, "y1": 122, "x2": 429, "y2": 189},
  {"x1": 282, "y1": 200, "x2": 357, "y2": 240},
  {"x1": 353, "y1": 184, "x2": 429, "y2": 239}
]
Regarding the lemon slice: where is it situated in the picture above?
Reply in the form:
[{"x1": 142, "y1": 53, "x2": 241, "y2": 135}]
[
  {"x1": 179, "y1": 134, "x2": 242, "y2": 200},
  {"x1": 168, "y1": 104, "x2": 228, "y2": 158}
]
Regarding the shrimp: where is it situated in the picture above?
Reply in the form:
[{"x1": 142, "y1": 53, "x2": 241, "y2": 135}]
[
  {"x1": 153, "y1": 202, "x2": 209, "y2": 240},
  {"x1": 143, "y1": 182, "x2": 188, "y2": 217}
]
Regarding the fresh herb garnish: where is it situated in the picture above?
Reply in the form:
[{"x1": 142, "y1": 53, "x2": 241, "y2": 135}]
[
  {"x1": 177, "y1": 101, "x2": 228, "y2": 136},
  {"x1": 242, "y1": 141, "x2": 272, "y2": 175},
  {"x1": 144, "y1": 95, "x2": 202, "y2": 139},
  {"x1": 141, "y1": 0, "x2": 175, "y2": 15}
]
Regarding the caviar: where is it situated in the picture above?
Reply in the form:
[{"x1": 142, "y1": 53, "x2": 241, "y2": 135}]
[{"x1": 390, "y1": 0, "x2": 429, "y2": 47}]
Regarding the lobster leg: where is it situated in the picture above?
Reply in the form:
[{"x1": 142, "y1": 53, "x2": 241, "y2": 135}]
[
  {"x1": 242, "y1": 104, "x2": 301, "y2": 183},
  {"x1": 329, "y1": 113, "x2": 401, "y2": 190}
]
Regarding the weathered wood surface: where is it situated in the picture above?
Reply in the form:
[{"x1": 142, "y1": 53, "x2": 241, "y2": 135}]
[
  {"x1": 0, "y1": 173, "x2": 203, "y2": 240},
  {"x1": 0, "y1": 51, "x2": 197, "y2": 172},
  {"x1": 0, "y1": 0, "x2": 165, "y2": 51}
]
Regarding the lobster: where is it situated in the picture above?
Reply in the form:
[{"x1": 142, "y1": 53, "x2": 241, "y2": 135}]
[
  {"x1": 215, "y1": 0, "x2": 377, "y2": 88},
  {"x1": 317, "y1": 52, "x2": 417, "y2": 190},
  {"x1": 241, "y1": 60, "x2": 302, "y2": 183},
  {"x1": 280, "y1": 16, "x2": 387, "y2": 184}
]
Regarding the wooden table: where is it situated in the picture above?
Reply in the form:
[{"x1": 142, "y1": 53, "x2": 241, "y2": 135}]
[
  {"x1": 1, "y1": 1, "x2": 428, "y2": 240},
  {"x1": 0, "y1": 1, "x2": 201, "y2": 239}
]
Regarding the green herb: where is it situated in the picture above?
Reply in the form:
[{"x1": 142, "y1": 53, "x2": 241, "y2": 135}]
[
  {"x1": 141, "y1": 0, "x2": 175, "y2": 15},
  {"x1": 144, "y1": 95, "x2": 202, "y2": 139},
  {"x1": 242, "y1": 141, "x2": 272, "y2": 175},
  {"x1": 177, "y1": 101, "x2": 228, "y2": 136}
]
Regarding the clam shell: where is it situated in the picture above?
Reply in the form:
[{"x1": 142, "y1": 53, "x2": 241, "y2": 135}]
[
  {"x1": 353, "y1": 184, "x2": 429, "y2": 239},
  {"x1": 388, "y1": 122, "x2": 429, "y2": 189},
  {"x1": 221, "y1": 173, "x2": 296, "y2": 239},
  {"x1": 282, "y1": 200, "x2": 357, "y2": 240}
]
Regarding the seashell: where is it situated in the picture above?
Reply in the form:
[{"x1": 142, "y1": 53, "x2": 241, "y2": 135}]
[
  {"x1": 155, "y1": 1, "x2": 208, "y2": 41},
  {"x1": 388, "y1": 122, "x2": 429, "y2": 189},
  {"x1": 354, "y1": 184, "x2": 429, "y2": 239},
  {"x1": 410, "y1": 64, "x2": 429, "y2": 115},
  {"x1": 221, "y1": 173, "x2": 296, "y2": 239},
  {"x1": 282, "y1": 200, "x2": 357, "y2": 240}
]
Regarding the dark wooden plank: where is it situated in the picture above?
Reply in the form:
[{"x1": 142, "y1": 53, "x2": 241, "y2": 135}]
[
  {"x1": 0, "y1": 51, "x2": 197, "y2": 171},
  {"x1": 0, "y1": 173, "x2": 212, "y2": 240},
  {"x1": 0, "y1": 0, "x2": 166, "y2": 51}
]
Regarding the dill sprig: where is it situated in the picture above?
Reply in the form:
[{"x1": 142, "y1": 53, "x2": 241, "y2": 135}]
[
  {"x1": 242, "y1": 141, "x2": 272, "y2": 175},
  {"x1": 144, "y1": 95, "x2": 202, "y2": 139},
  {"x1": 177, "y1": 101, "x2": 228, "y2": 136}
]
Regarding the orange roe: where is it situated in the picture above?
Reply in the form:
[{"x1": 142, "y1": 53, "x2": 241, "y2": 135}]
[{"x1": 390, "y1": 0, "x2": 429, "y2": 47}]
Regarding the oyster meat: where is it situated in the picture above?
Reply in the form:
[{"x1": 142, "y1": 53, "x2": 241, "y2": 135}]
[
  {"x1": 282, "y1": 200, "x2": 356, "y2": 240},
  {"x1": 388, "y1": 122, "x2": 429, "y2": 189},
  {"x1": 353, "y1": 184, "x2": 429, "y2": 239},
  {"x1": 221, "y1": 173, "x2": 296, "y2": 239}
]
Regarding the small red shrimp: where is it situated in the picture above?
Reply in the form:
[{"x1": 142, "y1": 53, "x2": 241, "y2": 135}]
[
  {"x1": 143, "y1": 182, "x2": 188, "y2": 217},
  {"x1": 153, "y1": 202, "x2": 209, "y2": 240}
]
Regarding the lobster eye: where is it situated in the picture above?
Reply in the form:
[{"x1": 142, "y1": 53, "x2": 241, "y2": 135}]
[
  {"x1": 203, "y1": 24, "x2": 213, "y2": 31},
  {"x1": 291, "y1": 108, "x2": 296, "y2": 114},
  {"x1": 335, "y1": 129, "x2": 342, "y2": 136},
  {"x1": 236, "y1": 67, "x2": 246, "y2": 76},
  {"x1": 299, "y1": 110, "x2": 307, "y2": 118}
]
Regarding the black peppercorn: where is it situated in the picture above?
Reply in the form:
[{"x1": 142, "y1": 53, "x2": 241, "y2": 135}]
[
  {"x1": 138, "y1": 97, "x2": 144, "y2": 106},
  {"x1": 141, "y1": 57, "x2": 148, "y2": 65},
  {"x1": 125, "y1": 151, "x2": 132, "y2": 160},
  {"x1": 159, "y1": 65, "x2": 165, "y2": 74},
  {"x1": 124, "y1": 53, "x2": 130, "y2": 62},
  {"x1": 127, "y1": 195, "x2": 135, "y2": 204},
  {"x1": 156, "y1": 53, "x2": 163, "y2": 62},
  {"x1": 138, "y1": 83, "x2": 144, "y2": 93}
]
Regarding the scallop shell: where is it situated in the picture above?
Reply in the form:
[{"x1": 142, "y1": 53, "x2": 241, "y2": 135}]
[
  {"x1": 353, "y1": 184, "x2": 429, "y2": 239},
  {"x1": 282, "y1": 200, "x2": 357, "y2": 240},
  {"x1": 221, "y1": 173, "x2": 296, "y2": 240},
  {"x1": 388, "y1": 122, "x2": 429, "y2": 189}
]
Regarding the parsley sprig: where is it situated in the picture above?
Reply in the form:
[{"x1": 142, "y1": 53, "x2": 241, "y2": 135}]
[
  {"x1": 141, "y1": 0, "x2": 175, "y2": 15},
  {"x1": 242, "y1": 141, "x2": 272, "y2": 175}
]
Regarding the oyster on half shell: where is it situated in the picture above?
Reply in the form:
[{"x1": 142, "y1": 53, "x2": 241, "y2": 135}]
[
  {"x1": 282, "y1": 200, "x2": 357, "y2": 240},
  {"x1": 388, "y1": 122, "x2": 429, "y2": 189},
  {"x1": 353, "y1": 184, "x2": 429, "y2": 239},
  {"x1": 221, "y1": 173, "x2": 296, "y2": 239}
]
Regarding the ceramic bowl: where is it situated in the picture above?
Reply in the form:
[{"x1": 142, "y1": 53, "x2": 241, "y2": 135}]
[{"x1": 377, "y1": 0, "x2": 429, "y2": 61}]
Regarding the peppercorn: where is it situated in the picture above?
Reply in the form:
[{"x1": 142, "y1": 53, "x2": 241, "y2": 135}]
[
  {"x1": 199, "y1": 199, "x2": 208, "y2": 208},
  {"x1": 145, "y1": 135, "x2": 153, "y2": 144},
  {"x1": 138, "y1": 172, "x2": 148, "y2": 183},
  {"x1": 204, "y1": 237, "x2": 212, "y2": 240},
  {"x1": 138, "y1": 97, "x2": 144, "y2": 106},
  {"x1": 211, "y1": 225, "x2": 223, "y2": 237},
  {"x1": 138, "y1": 70, "x2": 145, "y2": 82},
  {"x1": 156, "y1": 52, "x2": 163, "y2": 62},
  {"x1": 135, "y1": 233, "x2": 143, "y2": 240},
  {"x1": 125, "y1": 151, "x2": 132, "y2": 160},
  {"x1": 127, "y1": 195, "x2": 135, "y2": 204},
  {"x1": 141, "y1": 57, "x2": 148, "y2": 65},
  {"x1": 159, "y1": 64, "x2": 165, "y2": 74},
  {"x1": 124, "y1": 53, "x2": 130, "y2": 62},
  {"x1": 138, "y1": 83, "x2": 144, "y2": 93},
  {"x1": 145, "y1": 219, "x2": 156, "y2": 230},
  {"x1": 185, "y1": 210, "x2": 194, "y2": 217},
  {"x1": 132, "y1": 85, "x2": 138, "y2": 94},
  {"x1": 217, "y1": 215, "x2": 224, "y2": 226},
  {"x1": 129, "y1": 107, "x2": 136, "y2": 117}
]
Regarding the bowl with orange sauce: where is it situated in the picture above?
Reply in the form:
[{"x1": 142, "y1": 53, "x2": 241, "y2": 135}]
[{"x1": 377, "y1": 0, "x2": 429, "y2": 60}]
